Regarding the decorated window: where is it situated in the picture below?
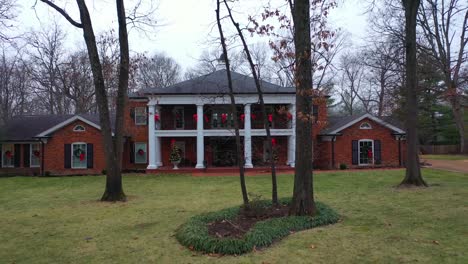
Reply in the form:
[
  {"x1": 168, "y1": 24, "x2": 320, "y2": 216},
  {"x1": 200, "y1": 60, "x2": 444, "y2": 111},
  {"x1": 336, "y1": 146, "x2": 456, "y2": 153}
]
[
  {"x1": 360, "y1": 122, "x2": 372, "y2": 129},
  {"x1": 173, "y1": 107, "x2": 184, "y2": 129},
  {"x1": 30, "y1": 143, "x2": 41, "y2": 167},
  {"x1": 73, "y1": 125, "x2": 86, "y2": 132},
  {"x1": 358, "y1": 140, "x2": 373, "y2": 165},
  {"x1": 134, "y1": 107, "x2": 147, "y2": 125},
  {"x1": 134, "y1": 142, "x2": 147, "y2": 164},
  {"x1": 72, "y1": 143, "x2": 87, "y2": 169},
  {"x1": 1, "y1": 144, "x2": 14, "y2": 168}
]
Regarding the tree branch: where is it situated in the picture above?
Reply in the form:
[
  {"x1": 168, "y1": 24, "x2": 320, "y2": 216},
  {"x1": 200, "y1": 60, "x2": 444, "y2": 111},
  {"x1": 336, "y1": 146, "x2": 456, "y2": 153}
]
[{"x1": 39, "y1": 0, "x2": 82, "y2": 28}]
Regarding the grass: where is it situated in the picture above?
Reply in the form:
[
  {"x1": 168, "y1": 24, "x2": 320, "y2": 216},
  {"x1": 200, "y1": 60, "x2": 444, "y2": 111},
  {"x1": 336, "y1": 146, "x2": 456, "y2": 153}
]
[
  {"x1": 0, "y1": 169, "x2": 467, "y2": 263},
  {"x1": 421, "y1": 154, "x2": 468, "y2": 160}
]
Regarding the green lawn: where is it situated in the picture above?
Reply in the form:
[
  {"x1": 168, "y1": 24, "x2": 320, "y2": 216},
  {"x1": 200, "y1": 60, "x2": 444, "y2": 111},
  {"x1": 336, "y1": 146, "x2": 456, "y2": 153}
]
[
  {"x1": 421, "y1": 154, "x2": 468, "y2": 160},
  {"x1": 1, "y1": 169, "x2": 467, "y2": 263}
]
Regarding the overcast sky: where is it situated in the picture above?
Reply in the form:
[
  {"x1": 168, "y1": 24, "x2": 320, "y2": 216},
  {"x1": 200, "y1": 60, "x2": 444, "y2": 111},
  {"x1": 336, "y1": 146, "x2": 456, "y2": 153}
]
[{"x1": 16, "y1": 0, "x2": 368, "y2": 70}]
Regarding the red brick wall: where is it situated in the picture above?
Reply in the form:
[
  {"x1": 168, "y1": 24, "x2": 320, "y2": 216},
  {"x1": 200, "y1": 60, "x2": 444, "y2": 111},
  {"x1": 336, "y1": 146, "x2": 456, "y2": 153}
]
[
  {"x1": 0, "y1": 144, "x2": 41, "y2": 176},
  {"x1": 123, "y1": 99, "x2": 149, "y2": 170},
  {"x1": 316, "y1": 118, "x2": 406, "y2": 169},
  {"x1": 43, "y1": 121, "x2": 106, "y2": 175}
]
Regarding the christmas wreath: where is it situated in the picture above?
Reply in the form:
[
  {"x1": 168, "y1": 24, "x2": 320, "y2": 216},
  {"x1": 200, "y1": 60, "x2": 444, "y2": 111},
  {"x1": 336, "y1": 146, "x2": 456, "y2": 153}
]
[
  {"x1": 4, "y1": 150, "x2": 12, "y2": 159},
  {"x1": 137, "y1": 148, "x2": 145, "y2": 156},
  {"x1": 74, "y1": 148, "x2": 86, "y2": 161},
  {"x1": 33, "y1": 150, "x2": 40, "y2": 157}
]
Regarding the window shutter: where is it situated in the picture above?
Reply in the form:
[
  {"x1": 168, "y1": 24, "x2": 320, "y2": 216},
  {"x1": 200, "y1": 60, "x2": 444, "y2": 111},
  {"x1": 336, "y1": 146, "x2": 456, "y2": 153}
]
[
  {"x1": 14, "y1": 144, "x2": 21, "y2": 167},
  {"x1": 352, "y1": 140, "x2": 358, "y2": 165},
  {"x1": 0, "y1": 144, "x2": 2, "y2": 166},
  {"x1": 87, "y1": 143, "x2": 94, "y2": 168},
  {"x1": 130, "y1": 108, "x2": 135, "y2": 121},
  {"x1": 24, "y1": 144, "x2": 30, "y2": 167},
  {"x1": 64, "y1": 144, "x2": 71, "y2": 168},
  {"x1": 374, "y1": 140, "x2": 382, "y2": 164},
  {"x1": 129, "y1": 141, "x2": 135, "y2": 163}
]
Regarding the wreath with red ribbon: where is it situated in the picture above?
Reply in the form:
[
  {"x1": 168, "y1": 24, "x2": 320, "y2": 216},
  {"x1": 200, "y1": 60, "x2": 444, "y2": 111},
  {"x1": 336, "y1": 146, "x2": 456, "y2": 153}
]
[
  {"x1": 74, "y1": 148, "x2": 86, "y2": 161},
  {"x1": 137, "y1": 149, "x2": 145, "y2": 156},
  {"x1": 4, "y1": 150, "x2": 12, "y2": 159},
  {"x1": 33, "y1": 150, "x2": 40, "y2": 157}
]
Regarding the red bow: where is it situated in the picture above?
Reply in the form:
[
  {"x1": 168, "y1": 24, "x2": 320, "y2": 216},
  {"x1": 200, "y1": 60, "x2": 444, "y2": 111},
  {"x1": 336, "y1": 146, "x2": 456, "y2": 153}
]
[
  {"x1": 33, "y1": 150, "x2": 40, "y2": 157},
  {"x1": 287, "y1": 112, "x2": 292, "y2": 120},
  {"x1": 137, "y1": 149, "x2": 145, "y2": 156},
  {"x1": 204, "y1": 114, "x2": 209, "y2": 123},
  {"x1": 240, "y1": 114, "x2": 245, "y2": 122},
  {"x1": 251, "y1": 114, "x2": 256, "y2": 120},
  {"x1": 5, "y1": 151, "x2": 12, "y2": 158},
  {"x1": 268, "y1": 114, "x2": 273, "y2": 122},
  {"x1": 79, "y1": 153, "x2": 85, "y2": 161},
  {"x1": 271, "y1": 138, "x2": 277, "y2": 146},
  {"x1": 367, "y1": 149, "x2": 373, "y2": 158},
  {"x1": 221, "y1": 113, "x2": 227, "y2": 124},
  {"x1": 171, "y1": 139, "x2": 176, "y2": 146},
  {"x1": 193, "y1": 114, "x2": 198, "y2": 121},
  {"x1": 154, "y1": 114, "x2": 160, "y2": 122}
]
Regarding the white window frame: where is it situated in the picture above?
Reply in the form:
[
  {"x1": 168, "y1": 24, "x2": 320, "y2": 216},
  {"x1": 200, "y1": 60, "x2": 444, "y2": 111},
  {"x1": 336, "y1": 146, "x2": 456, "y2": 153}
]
[
  {"x1": 173, "y1": 107, "x2": 185, "y2": 129},
  {"x1": 358, "y1": 139, "x2": 374, "y2": 166},
  {"x1": 1, "y1": 144, "x2": 14, "y2": 168},
  {"x1": 359, "y1": 122, "x2": 372, "y2": 129},
  {"x1": 30, "y1": 143, "x2": 41, "y2": 168},
  {"x1": 134, "y1": 107, "x2": 147, "y2": 125},
  {"x1": 134, "y1": 142, "x2": 148, "y2": 164},
  {"x1": 71, "y1": 142, "x2": 87, "y2": 169},
  {"x1": 73, "y1": 125, "x2": 86, "y2": 132}
]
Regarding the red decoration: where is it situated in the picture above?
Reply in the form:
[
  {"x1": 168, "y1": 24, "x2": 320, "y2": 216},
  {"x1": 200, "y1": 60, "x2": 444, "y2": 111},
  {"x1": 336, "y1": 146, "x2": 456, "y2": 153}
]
[
  {"x1": 137, "y1": 149, "x2": 145, "y2": 156},
  {"x1": 154, "y1": 114, "x2": 160, "y2": 122},
  {"x1": 251, "y1": 114, "x2": 256, "y2": 120},
  {"x1": 170, "y1": 139, "x2": 176, "y2": 146},
  {"x1": 268, "y1": 114, "x2": 273, "y2": 122},
  {"x1": 193, "y1": 114, "x2": 198, "y2": 121},
  {"x1": 79, "y1": 153, "x2": 85, "y2": 161},
  {"x1": 221, "y1": 113, "x2": 227, "y2": 124},
  {"x1": 240, "y1": 114, "x2": 245, "y2": 122},
  {"x1": 33, "y1": 150, "x2": 40, "y2": 157},
  {"x1": 271, "y1": 138, "x2": 277, "y2": 146},
  {"x1": 287, "y1": 112, "x2": 292, "y2": 120},
  {"x1": 5, "y1": 151, "x2": 12, "y2": 158},
  {"x1": 204, "y1": 114, "x2": 209, "y2": 123},
  {"x1": 367, "y1": 149, "x2": 373, "y2": 158}
]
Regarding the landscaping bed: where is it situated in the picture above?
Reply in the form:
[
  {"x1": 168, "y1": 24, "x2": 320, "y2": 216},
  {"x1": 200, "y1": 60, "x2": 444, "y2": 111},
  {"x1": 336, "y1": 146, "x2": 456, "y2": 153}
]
[{"x1": 175, "y1": 198, "x2": 339, "y2": 255}]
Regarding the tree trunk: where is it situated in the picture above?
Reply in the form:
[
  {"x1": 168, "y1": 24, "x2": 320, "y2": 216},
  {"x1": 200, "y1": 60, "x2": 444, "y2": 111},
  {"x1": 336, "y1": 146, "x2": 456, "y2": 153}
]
[
  {"x1": 216, "y1": 0, "x2": 249, "y2": 207},
  {"x1": 223, "y1": 0, "x2": 278, "y2": 206},
  {"x1": 289, "y1": 0, "x2": 316, "y2": 216},
  {"x1": 399, "y1": 0, "x2": 427, "y2": 187},
  {"x1": 449, "y1": 91, "x2": 466, "y2": 154}
]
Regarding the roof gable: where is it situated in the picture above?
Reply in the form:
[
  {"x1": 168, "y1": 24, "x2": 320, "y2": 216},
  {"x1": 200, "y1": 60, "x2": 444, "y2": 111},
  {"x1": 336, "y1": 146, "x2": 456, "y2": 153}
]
[
  {"x1": 36, "y1": 115, "x2": 103, "y2": 137},
  {"x1": 320, "y1": 113, "x2": 405, "y2": 135}
]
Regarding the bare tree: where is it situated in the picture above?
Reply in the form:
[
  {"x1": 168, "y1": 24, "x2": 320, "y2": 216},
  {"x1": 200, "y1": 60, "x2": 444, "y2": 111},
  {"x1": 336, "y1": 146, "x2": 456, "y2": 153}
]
[
  {"x1": 40, "y1": 0, "x2": 130, "y2": 201},
  {"x1": 0, "y1": 0, "x2": 16, "y2": 41},
  {"x1": 418, "y1": 0, "x2": 468, "y2": 153},
  {"x1": 135, "y1": 52, "x2": 181, "y2": 89},
  {"x1": 338, "y1": 52, "x2": 365, "y2": 115}
]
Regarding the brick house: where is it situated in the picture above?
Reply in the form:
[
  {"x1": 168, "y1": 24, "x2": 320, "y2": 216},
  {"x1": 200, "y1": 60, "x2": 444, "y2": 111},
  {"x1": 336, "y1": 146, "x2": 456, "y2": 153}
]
[{"x1": 0, "y1": 70, "x2": 406, "y2": 175}]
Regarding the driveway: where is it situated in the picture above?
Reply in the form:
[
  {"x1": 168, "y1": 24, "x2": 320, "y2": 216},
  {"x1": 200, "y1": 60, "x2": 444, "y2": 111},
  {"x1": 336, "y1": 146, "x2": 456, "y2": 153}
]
[{"x1": 422, "y1": 158, "x2": 468, "y2": 174}]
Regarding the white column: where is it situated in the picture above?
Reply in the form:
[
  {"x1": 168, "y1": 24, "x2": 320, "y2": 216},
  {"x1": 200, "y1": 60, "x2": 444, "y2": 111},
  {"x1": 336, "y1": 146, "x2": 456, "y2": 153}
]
[
  {"x1": 287, "y1": 103, "x2": 296, "y2": 167},
  {"x1": 244, "y1": 104, "x2": 253, "y2": 168},
  {"x1": 155, "y1": 106, "x2": 162, "y2": 167},
  {"x1": 195, "y1": 104, "x2": 205, "y2": 168},
  {"x1": 147, "y1": 104, "x2": 157, "y2": 169}
]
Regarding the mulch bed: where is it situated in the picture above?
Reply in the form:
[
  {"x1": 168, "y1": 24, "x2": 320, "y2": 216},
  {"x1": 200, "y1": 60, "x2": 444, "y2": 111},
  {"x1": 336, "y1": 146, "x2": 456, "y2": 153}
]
[{"x1": 207, "y1": 204, "x2": 290, "y2": 239}]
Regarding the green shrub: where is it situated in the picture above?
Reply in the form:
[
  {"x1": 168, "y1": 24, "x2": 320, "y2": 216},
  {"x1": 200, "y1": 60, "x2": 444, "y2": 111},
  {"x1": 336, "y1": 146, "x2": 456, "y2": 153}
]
[
  {"x1": 339, "y1": 163, "x2": 347, "y2": 170},
  {"x1": 175, "y1": 198, "x2": 339, "y2": 255}
]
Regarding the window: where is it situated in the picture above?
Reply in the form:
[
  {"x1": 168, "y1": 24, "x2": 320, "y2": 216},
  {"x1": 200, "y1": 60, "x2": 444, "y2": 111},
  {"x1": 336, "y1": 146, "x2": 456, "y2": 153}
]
[
  {"x1": 360, "y1": 122, "x2": 372, "y2": 129},
  {"x1": 134, "y1": 107, "x2": 147, "y2": 125},
  {"x1": 73, "y1": 125, "x2": 86, "y2": 132},
  {"x1": 72, "y1": 143, "x2": 87, "y2": 169},
  {"x1": 30, "y1": 143, "x2": 41, "y2": 167},
  {"x1": 211, "y1": 112, "x2": 234, "y2": 128},
  {"x1": 1, "y1": 144, "x2": 14, "y2": 168},
  {"x1": 173, "y1": 107, "x2": 184, "y2": 129},
  {"x1": 134, "y1": 143, "x2": 147, "y2": 164},
  {"x1": 358, "y1": 140, "x2": 373, "y2": 165}
]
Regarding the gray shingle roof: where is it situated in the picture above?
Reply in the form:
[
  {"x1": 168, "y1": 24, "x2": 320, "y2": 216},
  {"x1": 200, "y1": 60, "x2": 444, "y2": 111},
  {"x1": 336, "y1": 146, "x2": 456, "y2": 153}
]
[
  {"x1": 0, "y1": 113, "x2": 108, "y2": 142},
  {"x1": 143, "y1": 70, "x2": 294, "y2": 95},
  {"x1": 320, "y1": 113, "x2": 405, "y2": 135}
]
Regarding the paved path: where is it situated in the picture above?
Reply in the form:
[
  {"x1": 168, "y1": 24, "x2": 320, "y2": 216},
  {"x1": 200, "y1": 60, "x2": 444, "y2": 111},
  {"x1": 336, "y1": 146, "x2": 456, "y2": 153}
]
[{"x1": 422, "y1": 159, "x2": 468, "y2": 174}]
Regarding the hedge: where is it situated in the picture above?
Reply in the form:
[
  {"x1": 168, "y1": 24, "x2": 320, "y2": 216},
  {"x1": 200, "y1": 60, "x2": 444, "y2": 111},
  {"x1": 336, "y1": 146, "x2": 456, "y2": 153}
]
[{"x1": 175, "y1": 198, "x2": 339, "y2": 255}]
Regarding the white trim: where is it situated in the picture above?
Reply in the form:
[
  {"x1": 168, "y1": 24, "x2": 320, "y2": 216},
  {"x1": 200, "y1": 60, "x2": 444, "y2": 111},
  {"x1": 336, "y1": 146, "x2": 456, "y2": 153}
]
[
  {"x1": 36, "y1": 116, "x2": 108, "y2": 137},
  {"x1": 1, "y1": 143, "x2": 14, "y2": 168},
  {"x1": 73, "y1": 125, "x2": 86, "y2": 132},
  {"x1": 359, "y1": 122, "x2": 372, "y2": 129},
  {"x1": 71, "y1": 142, "x2": 87, "y2": 169},
  {"x1": 134, "y1": 142, "x2": 148, "y2": 164},
  {"x1": 30, "y1": 143, "x2": 41, "y2": 168},
  {"x1": 328, "y1": 113, "x2": 405, "y2": 134},
  {"x1": 148, "y1": 94, "x2": 295, "y2": 106},
  {"x1": 153, "y1": 128, "x2": 293, "y2": 137},
  {"x1": 358, "y1": 139, "x2": 374, "y2": 166}
]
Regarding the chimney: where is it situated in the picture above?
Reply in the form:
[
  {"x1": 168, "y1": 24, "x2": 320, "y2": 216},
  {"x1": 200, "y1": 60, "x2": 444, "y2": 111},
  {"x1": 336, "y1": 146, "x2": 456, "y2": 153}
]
[{"x1": 215, "y1": 52, "x2": 227, "y2": 71}]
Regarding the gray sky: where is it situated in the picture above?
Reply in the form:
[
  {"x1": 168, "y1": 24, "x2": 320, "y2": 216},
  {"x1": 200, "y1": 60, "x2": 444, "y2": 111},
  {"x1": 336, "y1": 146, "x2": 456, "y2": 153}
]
[{"x1": 17, "y1": 0, "x2": 368, "y2": 70}]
